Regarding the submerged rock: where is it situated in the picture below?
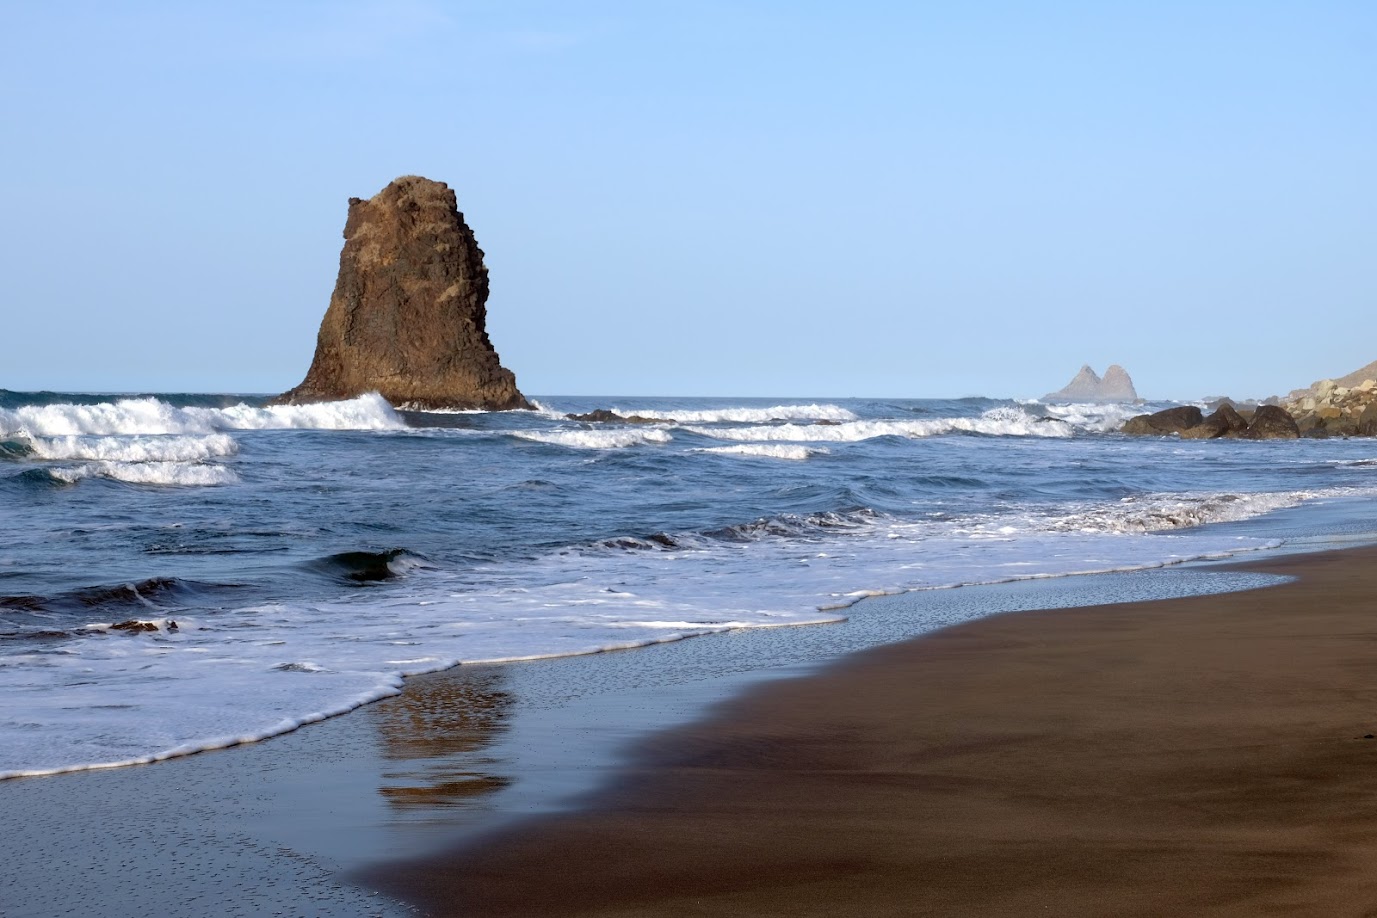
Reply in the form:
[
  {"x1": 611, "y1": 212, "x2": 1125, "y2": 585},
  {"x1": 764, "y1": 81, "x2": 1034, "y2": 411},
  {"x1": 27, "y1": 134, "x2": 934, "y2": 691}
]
[
  {"x1": 1044, "y1": 364, "x2": 1139, "y2": 402},
  {"x1": 566, "y1": 409, "x2": 669, "y2": 425},
  {"x1": 275, "y1": 176, "x2": 529, "y2": 411},
  {"x1": 109, "y1": 620, "x2": 159, "y2": 633}
]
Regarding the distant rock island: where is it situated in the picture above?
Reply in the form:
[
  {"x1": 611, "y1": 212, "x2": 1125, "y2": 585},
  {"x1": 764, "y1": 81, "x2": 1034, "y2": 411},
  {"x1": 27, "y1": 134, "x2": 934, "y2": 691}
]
[
  {"x1": 275, "y1": 176, "x2": 530, "y2": 411},
  {"x1": 1044, "y1": 364, "x2": 1138, "y2": 402}
]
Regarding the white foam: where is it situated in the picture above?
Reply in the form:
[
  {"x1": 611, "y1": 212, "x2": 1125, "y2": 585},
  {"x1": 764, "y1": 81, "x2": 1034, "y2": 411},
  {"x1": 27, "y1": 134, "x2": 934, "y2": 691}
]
[
  {"x1": 694, "y1": 444, "x2": 827, "y2": 460},
  {"x1": 26, "y1": 434, "x2": 239, "y2": 463},
  {"x1": 1037, "y1": 401, "x2": 1146, "y2": 432},
  {"x1": 514, "y1": 428, "x2": 673, "y2": 449},
  {"x1": 0, "y1": 393, "x2": 404, "y2": 438},
  {"x1": 1040, "y1": 490, "x2": 1321, "y2": 534},
  {"x1": 6, "y1": 473, "x2": 1350, "y2": 781},
  {"x1": 48, "y1": 461, "x2": 240, "y2": 487},
  {"x1": 613, "y1": 403, "x2": 859, "y2": 424},
  {"x1": 684, "y1": 407, "x2": 1073, "y2": 443}
]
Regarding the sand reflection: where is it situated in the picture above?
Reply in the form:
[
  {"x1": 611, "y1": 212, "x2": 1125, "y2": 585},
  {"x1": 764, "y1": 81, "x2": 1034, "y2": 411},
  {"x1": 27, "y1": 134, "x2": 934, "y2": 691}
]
[{"x1": 370, "y1": 665, "x2": 514, "y2": 810}]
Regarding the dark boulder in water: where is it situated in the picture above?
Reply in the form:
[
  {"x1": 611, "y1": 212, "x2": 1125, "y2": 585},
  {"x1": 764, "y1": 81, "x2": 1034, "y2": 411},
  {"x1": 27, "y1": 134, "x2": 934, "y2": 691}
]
[
  {"x1": 1122, "y1": 406, "x2": 1203, "y2": 436},
  {"x1": 1180, "y1": 404, "x2": 1250, "y2": 440},
  {"x1": 275, "y1": 176, "x2": 530, "y2": 412},
  {"x1": 1124, "y1": 403, "x2": 1300, "y2": 440},
  {"x1": 109, "y1": 620, "x2": 159, "y2": 633},
  {"x1": 1237, "y1": 405, "x2": 1300, "y2": 440},
  {"x1": 566, "y1": 409, "x2": 669, "y2": 424}
]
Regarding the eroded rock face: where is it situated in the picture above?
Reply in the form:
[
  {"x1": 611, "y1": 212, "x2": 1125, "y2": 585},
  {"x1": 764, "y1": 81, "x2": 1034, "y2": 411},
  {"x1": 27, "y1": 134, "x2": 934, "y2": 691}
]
[{"x1": 276, "y1": 176, "x2": 530, "y2": 411}]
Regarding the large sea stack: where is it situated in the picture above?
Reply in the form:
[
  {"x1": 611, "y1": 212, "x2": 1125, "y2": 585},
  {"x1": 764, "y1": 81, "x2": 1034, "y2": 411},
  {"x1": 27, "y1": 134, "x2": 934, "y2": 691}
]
[
  {"x1": 1044, "y1": 364, "x2": 1138, "y2": 402},
  {"x1": 275, "y1": 176, "x2": 530, "y2": 411}
]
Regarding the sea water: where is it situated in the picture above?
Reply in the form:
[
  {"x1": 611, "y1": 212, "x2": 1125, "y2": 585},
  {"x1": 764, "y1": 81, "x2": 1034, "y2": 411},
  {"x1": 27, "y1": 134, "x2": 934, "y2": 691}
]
[{"x1": 2, "y1": 390, "x2": 1376, "y2": 780}]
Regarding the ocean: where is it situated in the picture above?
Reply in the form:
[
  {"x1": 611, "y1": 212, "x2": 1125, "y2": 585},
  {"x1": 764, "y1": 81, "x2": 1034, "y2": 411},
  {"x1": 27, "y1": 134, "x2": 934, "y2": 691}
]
[{"x1": 3, "y1": 390, "x2": 1376, "y2": 782}]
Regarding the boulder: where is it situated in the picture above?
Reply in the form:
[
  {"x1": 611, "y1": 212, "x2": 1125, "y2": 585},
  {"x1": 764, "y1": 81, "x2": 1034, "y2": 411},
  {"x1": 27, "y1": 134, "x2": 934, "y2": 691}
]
[
  {"x1": 1213, "y1": 403, "x2": 1250, "y2": 434},
  {"x1": 110, "y1": 620, "x2": 159, "y2": 633},
  {"x1": 1180, "y1": 404, "x2": 1250, "y2": 440},
  {"x1": 566, "y1": 410, "x2": 668, "y2": 425},
  {"x1": 1239, "y1": 405, "x2": 1300, "y2": 440},
  {"x1": 1359, "y1": 402, "x2": 1377, "y2": 437},
  {"x1": 275, "y1": 176, "x2": 530, "y2": 411},
  {"x1": 1122, "y1": 406, "x2": 1204, "y2": 436}
]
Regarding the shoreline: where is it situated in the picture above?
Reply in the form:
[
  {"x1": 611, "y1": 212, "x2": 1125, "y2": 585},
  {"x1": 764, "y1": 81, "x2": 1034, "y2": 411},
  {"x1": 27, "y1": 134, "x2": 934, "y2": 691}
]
[
  {"x1": 2, "y1": 523, "x2": 1373, "y2": 916},
  {"x1": 370, "y1": 544, "x2": 1377, "y2": 917}
]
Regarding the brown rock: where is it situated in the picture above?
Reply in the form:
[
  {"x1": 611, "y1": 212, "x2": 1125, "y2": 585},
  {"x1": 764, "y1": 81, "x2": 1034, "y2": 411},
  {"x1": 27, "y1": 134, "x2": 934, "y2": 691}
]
[
  {"x1": 110, "y1": 620, "x2": 158, "y2": 633},
  {"x1": 566, "y1": 410, "x2": 668, "y2": 425},
  {"x1": 1182, "y1": 404, "x2": 1252, "y2": 440},
  {"x1": 1239, "y1": 405, "x2": 1300, "y2": 440},
  {"x1": 1360, "y1": 402, "x2": 1377, "y2": 437},
  {"x1": 275, "y1": 176, "x2": 529, "y2": 411},
  {"x1": 1121, "y1": 406, "x2": 1204, "y2": 436},
  {"x1": 1212, "y1": 403, "x2": 1250, "y2": 434}
]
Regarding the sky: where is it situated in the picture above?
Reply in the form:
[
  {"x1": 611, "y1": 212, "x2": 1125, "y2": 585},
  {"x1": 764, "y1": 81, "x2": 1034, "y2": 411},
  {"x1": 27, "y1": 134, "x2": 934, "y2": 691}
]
[{"x1": 1, "y1": 1, "x2": 1372, "y2": 400}]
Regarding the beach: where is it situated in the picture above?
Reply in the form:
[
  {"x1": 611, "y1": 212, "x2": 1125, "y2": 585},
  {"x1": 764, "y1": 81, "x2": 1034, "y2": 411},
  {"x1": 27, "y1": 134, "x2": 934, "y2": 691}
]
[
  {"x1": 6, "y1": 389, "x2": 1377, "y2": 916},
  {"x1": 376, "y1": 544, "x2": 1377, "y2": 917}
]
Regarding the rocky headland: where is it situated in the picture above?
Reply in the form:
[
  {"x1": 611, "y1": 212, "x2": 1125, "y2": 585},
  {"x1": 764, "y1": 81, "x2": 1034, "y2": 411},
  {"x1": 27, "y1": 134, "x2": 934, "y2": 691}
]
[
  {"x1": 1121, "y1": 360, "x2": 1377, "y2": 439},
  {"x1": 275, "y1": 176, "x2": 530, "y2": 411},
  {"x1": 1044, "y1": 365, "x2": 1138, "y2": 402},
  {"x1": 1281, "y1": 370, "x2": 1377, "y2": 438}
]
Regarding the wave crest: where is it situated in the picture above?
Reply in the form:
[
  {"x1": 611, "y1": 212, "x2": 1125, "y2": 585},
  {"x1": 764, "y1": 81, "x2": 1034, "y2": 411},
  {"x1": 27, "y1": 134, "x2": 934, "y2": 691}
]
[
  {"x1": 0, "y1": 393, "x2": 404, "y2": 438},
  {"x1": 694, "y1": 444, "x2": 826, "y2": 460},
  {"x1": 46, "y1": 461, "x2": 240, "y2": 487},
  {"x1": 514, "y1": 429, "x2": 673, "y2": 449},
  {"x1": 684, "y1": 407, "x2": 1073, "y2": 443},
  {"x1": 612, "y1": 403, "x2": 858, "y2": 424}
]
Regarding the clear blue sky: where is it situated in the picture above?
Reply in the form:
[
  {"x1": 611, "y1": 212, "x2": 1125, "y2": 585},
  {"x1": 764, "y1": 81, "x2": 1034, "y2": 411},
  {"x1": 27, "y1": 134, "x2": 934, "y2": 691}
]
[{"x1": 2, "y1": 1, "x2": 1372, "y2": 400}]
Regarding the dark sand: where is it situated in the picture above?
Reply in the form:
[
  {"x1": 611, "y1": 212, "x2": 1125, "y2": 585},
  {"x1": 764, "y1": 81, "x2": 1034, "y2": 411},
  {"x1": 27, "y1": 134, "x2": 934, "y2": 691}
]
[{"x1": 378, "y1": 545, "x2": 1377, "y2": 917}]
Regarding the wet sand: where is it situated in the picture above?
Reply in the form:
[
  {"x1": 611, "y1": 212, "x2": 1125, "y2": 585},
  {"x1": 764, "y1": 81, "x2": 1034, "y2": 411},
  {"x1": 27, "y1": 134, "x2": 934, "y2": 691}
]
[{"x1": 377, "y1": 545, "x2": 1377, "y2": 917}]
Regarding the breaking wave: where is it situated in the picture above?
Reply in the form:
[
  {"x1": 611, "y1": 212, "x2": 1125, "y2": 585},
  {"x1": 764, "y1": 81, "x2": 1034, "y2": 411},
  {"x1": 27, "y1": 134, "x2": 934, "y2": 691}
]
[
  {"x1": 306, "y1": 549, "x2": 431, "y2": 583},
  {"x1": 613, "y1": 403, "x2": 858, "y2": 424},
  {"x1": 0, "y1": 393, "x2": 404, "y2": 438},
  {"x1": 45, "y1": 461, "x2": 240, "y2": 487},
  {"x1": 684, "y1": 406, "x2": 1074, "y2": 443},
  {"x1": 24, "y1": 434, "x2": 239, "y2": 463},
  {"x1": 514, "y1": 429, "x2": 673, "y2": 449},
  {"x1": 1039, "y1": 490, "x2": 1326, "y2": 534},
  {"x1": 694, "y1": 444, "x2": 827, "y2": 461}
]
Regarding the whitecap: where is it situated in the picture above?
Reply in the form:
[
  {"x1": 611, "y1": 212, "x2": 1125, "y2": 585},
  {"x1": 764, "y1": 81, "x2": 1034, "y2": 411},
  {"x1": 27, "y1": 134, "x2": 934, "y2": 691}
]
[
  {"x1": 613, "y1": 403, "x2": 858, "y2": 424},
  {"x1": 694, "y1": 444, "x2": 826, "y2": 460},
  {"x1": 49, "y1": 461, "x2": 240, "y2": 487},
  {"x1": 25, "y1": 434, "x2": 239, "y2": 463},
  {"x1": 514, "y1": 429, "x2": 673, "y2": 449},
  {"x1": 0, "y1": 393, "x2": 404, "y2": 438}
]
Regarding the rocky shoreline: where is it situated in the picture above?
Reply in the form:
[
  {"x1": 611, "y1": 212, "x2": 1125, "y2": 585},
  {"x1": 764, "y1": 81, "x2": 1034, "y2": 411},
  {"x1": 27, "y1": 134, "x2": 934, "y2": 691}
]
[
  {"x1": 1283, "y1": 377, "x2": 1377, "y2": 438},
  {"x1": 1121, "y1": 374, "x2": 1377, "y2": 439}
]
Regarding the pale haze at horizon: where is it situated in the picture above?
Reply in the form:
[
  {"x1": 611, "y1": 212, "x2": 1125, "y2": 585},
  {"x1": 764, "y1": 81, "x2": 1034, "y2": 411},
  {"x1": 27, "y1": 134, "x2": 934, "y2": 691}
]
[{"x1": 2, "y1": 2, "x2": 1372, "y2": 401}]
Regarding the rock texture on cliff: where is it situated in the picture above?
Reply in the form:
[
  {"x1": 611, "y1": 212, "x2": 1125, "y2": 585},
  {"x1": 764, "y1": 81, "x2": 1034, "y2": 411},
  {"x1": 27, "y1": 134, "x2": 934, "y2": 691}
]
[
  {"x1": 1283, "y1": 371, "x2": 1377, "y2": 438},
  {"x1": 276, "y1": 176, "x2": 530, "y2": 411},
  {"x1": 1044, "y1": 365, "x2": 1138, "y2": 402}
]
